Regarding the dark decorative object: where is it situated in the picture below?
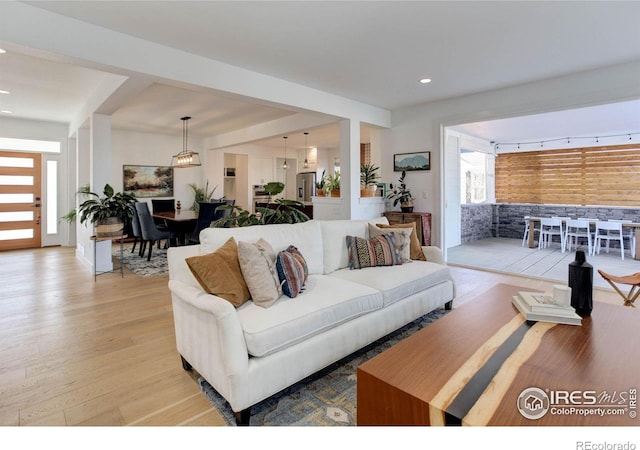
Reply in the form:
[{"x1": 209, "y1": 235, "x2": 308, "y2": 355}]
[
  {"x1": 568, "y1": 250, "x2": 593, "y2": 316},
  {"x1": 387, "y1": 170, "x2": 414, "y2": 212},
  {"x1": 123, "y1": 165, "x2": 174, "y2": 198}
]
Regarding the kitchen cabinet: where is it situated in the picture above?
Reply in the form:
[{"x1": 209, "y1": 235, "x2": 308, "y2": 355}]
[{"x1": 383, "y1": 211, "x2": 431, "y2": 246}]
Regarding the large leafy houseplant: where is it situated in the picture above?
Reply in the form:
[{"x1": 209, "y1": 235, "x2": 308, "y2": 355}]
[
  {"x1": 212, "y1": 199, "x2": 310, "y2": 227},
  {"x1": 64, "y1": 184, "x2": 137, "y2": 237},
  {"x1": 387, "y1": 170, "x2": 414, "y2": 212},
  {"x1": 188, "y1": 181, "x2": 218, "y2": 212}
]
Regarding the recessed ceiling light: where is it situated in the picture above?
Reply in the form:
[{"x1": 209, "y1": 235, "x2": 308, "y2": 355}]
[
  {"x1": 1, "y1": 110, "x2": 13, "y2": 114},
  {"x1": 419, "y1": 78, "x2": 432, "y2": 84},
  {"x1": 0, "y1": 49, "x2": 6, "y2": 54},
  {"x1": 0, "y1": 90, "x2": 10, "y2": 95}
]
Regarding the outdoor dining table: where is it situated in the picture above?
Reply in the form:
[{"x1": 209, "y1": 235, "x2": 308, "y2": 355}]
[{"x1": 525, "y1": 216, "x2": 640, "y2": 260}]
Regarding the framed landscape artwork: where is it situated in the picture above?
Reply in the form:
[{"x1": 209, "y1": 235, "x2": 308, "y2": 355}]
[
  {"x1": 123, "y1": 165, "x2": 174, "y2": 198},
  {"x1": 393, "y1": 151, "x2": 430, "y2": 171}
]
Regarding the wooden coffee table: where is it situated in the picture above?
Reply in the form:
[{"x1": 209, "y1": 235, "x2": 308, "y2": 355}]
[{"x1": 357, "y1": 283, "x2": 639, "y2": 426}]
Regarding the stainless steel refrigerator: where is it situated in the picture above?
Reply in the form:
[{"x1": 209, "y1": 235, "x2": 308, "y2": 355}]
[{"x1": 296, "y1": 172, "x2": 316, "y2": 203}]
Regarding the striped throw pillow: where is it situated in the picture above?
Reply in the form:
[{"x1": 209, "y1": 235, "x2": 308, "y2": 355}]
[
  {"x1": 346, "y1": 234, "x2": 402, "y2": 270},
  {"x1": 276, "y1": 250, "x2": 306, "y2": 298}
]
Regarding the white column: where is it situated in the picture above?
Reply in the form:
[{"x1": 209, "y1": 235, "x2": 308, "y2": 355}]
[
  {"x1": 90, "y1": 113, "x2": 114, "y2": 274},
  {"x1": 339, "y1": 118, "x2": 360, "y2": 219},
  {"x1": 75, "y1": 127, "x2": 94, "y2": 270}
]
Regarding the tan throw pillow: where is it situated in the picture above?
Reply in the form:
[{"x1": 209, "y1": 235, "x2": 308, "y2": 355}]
[
  {"x1": 374, "y1": 222, "x2": 427, "y2": 261},
  {"x1": 238, "y1": 238, "x2": 281, "y2": 308},
  {"x1": 368, "y1": 223, "x2": 412, "y2": 263},
  {"x1": 186, "y1": 237, "x2": 250, "y2": 307}
]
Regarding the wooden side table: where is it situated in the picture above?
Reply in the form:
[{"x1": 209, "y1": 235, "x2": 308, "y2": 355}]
[
  {"x1": 91, "y1": 234, "x2": 126, "y2": 281},
  {"x1": 384, "y1": 211, "x2": 431, "y2": 246}
]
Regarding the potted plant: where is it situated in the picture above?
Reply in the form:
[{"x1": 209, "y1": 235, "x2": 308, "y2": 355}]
[
  {"x1": 327, "y1": 171, "x2": 340, "y2": 197},
  {"x1": 188, "y1": 181, "x2": 218, "y2": 212},
  {"x1": 387, "y1": 170, "x2": 414, "y2": 212},
  {"x1": 360, "y1": 163, "x2": 380, "y2": 197},
  {"x1": 65, "y1": 184, "x2": 137, "y2": 237},
  {"x1": 315, "y1": 169, "x2": 327, "y2": 197}
]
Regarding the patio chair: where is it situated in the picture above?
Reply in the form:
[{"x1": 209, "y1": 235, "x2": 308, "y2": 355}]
[
  {"x1": 598, "y1": 270, "x2": 640, "y2": 307},
  {"x1": 594, "y1": 220, "x2": 625, "y2": 260},
  {"x1": 521, "y1": 216, "x2": 540, "y2": 247},
  {"x1": 608, "y1": 219, "x2": 636, "y2": 258},
  {"x1": 538, "y1": 217, "x2": 565, "y2": 251},
  {"x1": 564, "y1": 219, "x2": 593, "y2": 255}
]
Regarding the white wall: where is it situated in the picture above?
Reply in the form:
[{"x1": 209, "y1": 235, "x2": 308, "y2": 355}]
[{"x1": 384, "y1": 60, "x2": 640, "y2": 250}]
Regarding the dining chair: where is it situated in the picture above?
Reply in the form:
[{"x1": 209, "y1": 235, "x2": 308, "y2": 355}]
[
  {"x1": 608, "y1": 219, "x2": 636, "y2": 258},
  {"x1": 151, "y1": 198, "x2": 175, "y2": 229},
  {"x1": 187, "y1": 201, "x2": 226, "y2": 245},
  {"x1": 538, "y1": 217, "x2": 565, "y2": 251},
  {"x1": 593, "y1": 220, "x2": 625, "y2": 259},
  {"x1": 134, "y1": 202, "x2": 178, "y2": 261},
  {"x1": 521, "y1": 216, "x2": 540, "y2": 247},
  {"x1": 129, "y1": 204, "x2": 144, "y2": 256},
  {"x1": 564, "y1": 219, "x2": 593, "y2": 255}
]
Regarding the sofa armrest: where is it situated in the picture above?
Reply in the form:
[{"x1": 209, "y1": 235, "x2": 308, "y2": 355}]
[
  {"x1": 168, "y1": 279, "x2": 250, "y2": 407},
  {"x1": 422, "y1": 245, "x2": 445, "y2": 265}
]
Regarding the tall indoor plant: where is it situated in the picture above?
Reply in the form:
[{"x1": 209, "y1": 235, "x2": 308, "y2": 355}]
[
  {"x1": 65, "y1": 184, "x2": 137, "y2": 237},
  {"x1": 387, "y1": 170, "x2": 414, "y2": 212}
]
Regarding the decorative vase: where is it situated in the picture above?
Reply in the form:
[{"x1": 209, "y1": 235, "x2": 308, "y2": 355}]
[
  {"x1": 95, "y1": 217, "x2": 124, "y2": 238},
  {"x1": 400, "y1": 201, "x2": 414, "y2": 213},
  {"x1": 568, "y1": 250, "x2": 593, "y2": 316}
]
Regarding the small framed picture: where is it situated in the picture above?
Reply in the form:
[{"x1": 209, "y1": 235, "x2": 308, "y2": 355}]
[
  {"x1": 376, "y1": 182, "x2": 387, "y2": 197},
  {"x1": 393, "y1": 151, "x2": 430, "y2": 171}
]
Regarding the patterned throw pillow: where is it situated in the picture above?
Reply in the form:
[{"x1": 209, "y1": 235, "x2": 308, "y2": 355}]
[
  {"x1": 345, "y1": 234, "x2": 402, "y2": 270},
  {"x1": 276, "y1": 250, "x2": 306, "y2": 298},
  {"x1": 368, "y1": 223, "x2": 412, "y2": 263},
  {"x1": 284, "y1": 245, "x2": 308, "y2": 282},
  {"x1": 374, "y1": 222, "x2": 427, "y2": 261}
]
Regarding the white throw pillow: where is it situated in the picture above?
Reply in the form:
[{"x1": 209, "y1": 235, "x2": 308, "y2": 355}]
[
  {"x1": 368, "y1": 223, "x2": 412, "y2": 263},
  {"x1": 238, "y1": 238, "x2": 282, "y2": 308}
]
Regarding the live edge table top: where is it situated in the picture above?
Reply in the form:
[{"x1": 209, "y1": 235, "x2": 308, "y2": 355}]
[{"x1": 356, "y1": 283, "x2": 639, "y2": 426}]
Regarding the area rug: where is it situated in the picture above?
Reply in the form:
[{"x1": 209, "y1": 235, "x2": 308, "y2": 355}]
[
  {"x1": 199, "y1": 308, "x2": 449, "y2": 426},
  {"x1": 112, "y1": 243, "x2": 168, "y2": 277}
]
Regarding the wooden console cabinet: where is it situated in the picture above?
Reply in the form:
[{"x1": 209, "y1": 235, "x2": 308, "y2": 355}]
[{"x1": 383, "y1": 211, "x2": 431, "y2": 246}]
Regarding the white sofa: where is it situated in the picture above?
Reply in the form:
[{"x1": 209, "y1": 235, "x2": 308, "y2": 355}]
[{"x1": 167, "y1": 218, "x2": 455, "y2": 424}]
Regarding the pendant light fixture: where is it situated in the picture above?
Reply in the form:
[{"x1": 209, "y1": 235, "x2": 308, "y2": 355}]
[
  {"x1": 282, "y1": 136, "x2": 288, "y2": 170},
  {"x1": 171, "y1": 116, "x2": 201, "y2": 168},
  {"x1": 303, "y1": 132, "x2": 309, "y2": 169}
]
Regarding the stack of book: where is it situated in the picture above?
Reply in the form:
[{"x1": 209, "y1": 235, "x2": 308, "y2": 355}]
[{"x1": 511, "y1": 291, "x2": 582, "y2": 326}]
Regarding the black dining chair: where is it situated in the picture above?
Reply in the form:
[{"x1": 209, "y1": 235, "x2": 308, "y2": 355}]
[
  {"x1": 151, "y1": 198, "x2": 175, "y2": 229},
  {"x1": 187, "y1": 201, "x2": 226, "y2": 245},
  {"x1": 134, "y1": 202, "x2": 178, "y2": 260},
  {"x1": 129, "y1": 204, "x2": 144, "y2": 256}
]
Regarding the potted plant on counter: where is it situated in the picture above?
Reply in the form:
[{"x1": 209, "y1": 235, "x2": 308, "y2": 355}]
[
  {"x1": 327, "y1": 171, "x2": 340, "y2": 197},
  {"x1": 360, "y1": 163, "x2": 380, "y2": 197},
  {"x1": 315, "y1": 169, "x2": 327, "y2": 197},
  {"x1": 64, "y1": 184, "x2": 137, "y2": 237},
  {"x1": 387, "y1": 170, "x2": 414, "y2": 212}
]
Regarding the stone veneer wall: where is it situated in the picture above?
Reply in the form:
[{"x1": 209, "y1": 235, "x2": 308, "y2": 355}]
[
  {"x1": 460, "y1": 203, "x2": 640, "y2": 243},
  {"x1": 460, "y1": 204, "x2": 494, "y2": 243}
]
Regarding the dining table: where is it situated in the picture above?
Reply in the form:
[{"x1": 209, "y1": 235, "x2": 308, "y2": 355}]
[
  {"x1": 152, "y1": 209, "x2": 197, "y2": 246},
  {"x1": 525, "y1": 216, "x2": 640, "y2": 260}
]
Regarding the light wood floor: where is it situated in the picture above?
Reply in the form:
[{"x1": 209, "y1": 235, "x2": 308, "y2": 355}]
[{"x1": 0, "y1": 246, "x2": 623, "y2": 426}]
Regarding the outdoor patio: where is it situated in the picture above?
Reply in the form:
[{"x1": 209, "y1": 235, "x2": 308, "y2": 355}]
[{"x1": 446, "y1": 237, "x2": 640, "y2": 291}]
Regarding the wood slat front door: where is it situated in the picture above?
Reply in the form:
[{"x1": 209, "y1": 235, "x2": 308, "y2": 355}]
[{"x1": 0, "y1": 151, "x2": 42, "y2": 251}]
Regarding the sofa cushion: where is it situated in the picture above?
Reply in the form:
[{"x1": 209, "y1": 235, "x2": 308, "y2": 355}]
[
  {"x1": 373, "y1": 222, "x2": 426, "y2": 261},
  {"x1": 185, "y1": 237, "x2": 250, "y2": 307},
  {"x1": 276, "y1": 250, "x2": 306, "y2": 298},
  {"x1": 200, "y1": 220, "x2": 324, "y2": 275},
  {"x1": 238, "y1": 238, "x2": 281, "y2": 308},
  {"x1": 368, "y1": 223, "x2": 412, "y2": 262},
  {"x1": 321, "y1": 217, "x2": 389, "y2": 274},
  {"x1": 346, "y1": 234, "x2": 402, "y2": 269},
  {"x1": 329, "y1": 260, "x2": 453, "y2": 307},
  {"x1": 236, "y1": 275, "x2": 383, "y2": 357}
]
